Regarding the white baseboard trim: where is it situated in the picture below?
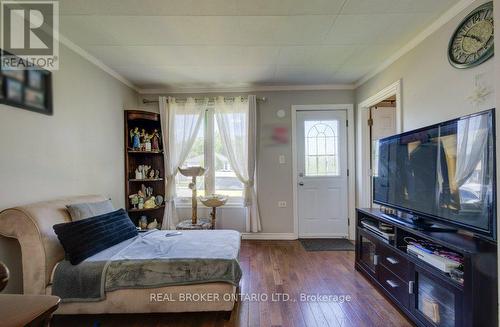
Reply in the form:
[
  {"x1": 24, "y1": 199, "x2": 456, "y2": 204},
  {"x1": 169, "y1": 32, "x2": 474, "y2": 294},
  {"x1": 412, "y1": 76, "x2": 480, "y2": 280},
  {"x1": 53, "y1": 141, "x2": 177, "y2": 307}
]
[
  {"x1": 298, "y1": 233, "x2": 348, "y2": 238},
  {"x1": 241, "y1": 233, "x2": 297, "y2": 240}
]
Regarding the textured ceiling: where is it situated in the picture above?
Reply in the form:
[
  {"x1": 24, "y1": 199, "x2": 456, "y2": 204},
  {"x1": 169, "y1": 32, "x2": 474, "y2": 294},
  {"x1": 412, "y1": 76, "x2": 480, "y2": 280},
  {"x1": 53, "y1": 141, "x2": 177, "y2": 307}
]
[{"x1": 58, "y1": 0, "x2": 460, "y2": 90}]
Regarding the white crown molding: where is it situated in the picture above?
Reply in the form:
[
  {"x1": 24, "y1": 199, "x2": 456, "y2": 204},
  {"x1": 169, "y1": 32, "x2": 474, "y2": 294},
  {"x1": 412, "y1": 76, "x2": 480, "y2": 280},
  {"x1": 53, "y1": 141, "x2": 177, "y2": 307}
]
[
  {"x1": 354, "y1": 0, "x2": 475, "y2": 88},
  {"x1": 241, "y1": 233, "x2": 297, "y2": 240},
  {"x1": 138, "y1": 83, "x2": 355, "y2": 94},
  {"x1": 57, "y1": 33, "x2": 140, "y2": 92}
]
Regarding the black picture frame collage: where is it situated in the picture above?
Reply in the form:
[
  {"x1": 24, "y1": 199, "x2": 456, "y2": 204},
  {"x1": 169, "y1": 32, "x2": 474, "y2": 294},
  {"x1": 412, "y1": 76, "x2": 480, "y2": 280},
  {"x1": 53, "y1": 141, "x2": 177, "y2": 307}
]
[{"x1": 0, "y1": 50, "x2": 53, "y2": 115}]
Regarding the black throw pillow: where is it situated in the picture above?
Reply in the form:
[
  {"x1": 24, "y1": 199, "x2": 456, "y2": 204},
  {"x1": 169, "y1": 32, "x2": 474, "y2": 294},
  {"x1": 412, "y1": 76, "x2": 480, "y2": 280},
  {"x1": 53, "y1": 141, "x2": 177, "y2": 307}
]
[{"x1": 53, "y1": 209, "x2": 138, "y2": 265}]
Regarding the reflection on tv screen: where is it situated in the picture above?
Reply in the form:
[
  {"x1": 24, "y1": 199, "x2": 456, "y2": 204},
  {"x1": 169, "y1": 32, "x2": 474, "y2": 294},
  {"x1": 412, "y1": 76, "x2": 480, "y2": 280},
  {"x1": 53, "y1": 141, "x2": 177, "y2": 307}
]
[{"x1": 374, "y1": 110, "x2": 494, "y2": 234}]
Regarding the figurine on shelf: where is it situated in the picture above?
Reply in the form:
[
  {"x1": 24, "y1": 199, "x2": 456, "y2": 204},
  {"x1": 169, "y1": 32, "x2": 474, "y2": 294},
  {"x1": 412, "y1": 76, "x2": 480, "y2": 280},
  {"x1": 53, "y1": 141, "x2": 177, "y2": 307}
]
[
  {"x1": 135, "y1": 167, "x2": 143, "y2": 180},
  {"x1": 144, "y1": 196, "x2": 156, "y2": 209},
  {"x1": 151, "y1": 129, "x2": 161, "y2": 151},
  {"x1": 135, "y1": 165, "x2": 151, "y2": 180},
  {"x1": 143, "y1": 165, "x2": 151, "y2": 179},
  {"x1": 147, "y1": 219, "x2": 158, "y2": 230},
  {"x1": 139, "y1": 216, "x2": 148, "y2": 229},
  {"x1": 138, "y1": 186, "x2": 145, "y2": 198},
  {"x1": 154, "y1": 170, "x2": 160, "y2": 179},
  {"x1": 155, "y1": 195, "x2": 164, "y2": 206},
  {"x1": 138, "y1": 197, "x2": 144, "y2": 210},
  {"x1": 130, "y1": 127, "x2": 141, "y2": 150},
  {"x1": 129, "y1": 194, "x2": 139, "y2": 209},
  {"x1": 148, "y1": 170, "x2": 155, "y2": 179},
  {"x1": 139, "y1": 184, "x2": 154, "y2": 198},
  {"x1": 141, "y1": 129, "x2": 152, "y2": 151}
]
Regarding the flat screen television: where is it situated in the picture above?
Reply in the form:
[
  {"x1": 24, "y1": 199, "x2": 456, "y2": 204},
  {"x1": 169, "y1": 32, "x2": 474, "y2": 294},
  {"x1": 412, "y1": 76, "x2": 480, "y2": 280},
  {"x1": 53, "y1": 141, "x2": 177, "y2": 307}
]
[{"x1": 373, "y1": 109, "x2": 496, "y2": 240}]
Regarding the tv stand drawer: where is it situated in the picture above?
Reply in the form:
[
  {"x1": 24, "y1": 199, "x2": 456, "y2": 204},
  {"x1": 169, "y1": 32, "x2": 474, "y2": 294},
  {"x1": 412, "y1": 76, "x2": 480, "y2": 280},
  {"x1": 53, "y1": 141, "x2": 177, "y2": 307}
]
[
  {"x1": 379, "y1": 244, "x2": 409, "y2": 281},
  {"x1": 378, "y1": 265, "x2": 409, "y2": 309}
]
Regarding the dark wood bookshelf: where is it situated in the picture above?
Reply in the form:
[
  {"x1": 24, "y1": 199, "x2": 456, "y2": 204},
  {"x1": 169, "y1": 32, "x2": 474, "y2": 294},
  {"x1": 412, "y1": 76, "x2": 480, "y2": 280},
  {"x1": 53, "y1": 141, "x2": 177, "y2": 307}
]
[
  {"x1": 129, "y1": 178, "x2": 164, "y2": 182},
  {"x1": 128, "y1": 205, "x2": 166, "y2": 213},
  {"x1": 124, "y1": 110, "x2": 165, "y2": 228},
  {"x1": 127, "y1": 150, "x2": 163, "y2": 154}
]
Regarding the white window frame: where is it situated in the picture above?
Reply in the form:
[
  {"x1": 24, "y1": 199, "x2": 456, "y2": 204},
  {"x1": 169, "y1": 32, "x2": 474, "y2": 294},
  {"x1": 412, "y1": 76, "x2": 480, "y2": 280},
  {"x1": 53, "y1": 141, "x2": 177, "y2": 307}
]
[{"x1": 175, "y1": 106, "x2": 244, "y2": 207}]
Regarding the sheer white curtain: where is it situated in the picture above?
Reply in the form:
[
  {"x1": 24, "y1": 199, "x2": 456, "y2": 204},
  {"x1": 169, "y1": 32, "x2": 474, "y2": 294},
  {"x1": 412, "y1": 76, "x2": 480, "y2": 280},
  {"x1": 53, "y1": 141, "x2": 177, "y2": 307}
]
[
  {"x1": 455, "y1": 114, "x2": 489, "y2": 188},
  {"x1": 159, "y1": 96, "x2": 207, "y2": 229},
  {"x1": 215, "y1": 95, "x2": 261, "y2": 232}
]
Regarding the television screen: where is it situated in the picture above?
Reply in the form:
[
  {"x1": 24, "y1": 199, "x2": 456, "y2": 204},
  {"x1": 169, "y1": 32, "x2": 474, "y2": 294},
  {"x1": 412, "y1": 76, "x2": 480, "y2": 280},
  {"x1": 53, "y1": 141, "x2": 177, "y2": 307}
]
[{"x1": 373, "y1": 109, "x2": 496, "y2": 239}]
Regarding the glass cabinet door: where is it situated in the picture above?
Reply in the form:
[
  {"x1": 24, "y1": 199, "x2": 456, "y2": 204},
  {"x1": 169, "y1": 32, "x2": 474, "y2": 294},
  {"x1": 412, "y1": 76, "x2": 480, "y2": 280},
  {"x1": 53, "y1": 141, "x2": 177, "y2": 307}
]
[
  {"x1": 413, "y1": 267, "x2": 462, "y2": 327},
  {"x1": 359, "y1": 232, "x2": 378, "y2": 273}
]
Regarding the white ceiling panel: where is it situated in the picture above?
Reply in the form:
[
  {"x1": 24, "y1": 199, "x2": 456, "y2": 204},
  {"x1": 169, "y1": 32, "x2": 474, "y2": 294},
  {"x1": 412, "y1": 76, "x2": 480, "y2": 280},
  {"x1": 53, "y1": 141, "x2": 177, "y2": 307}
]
[
  {"x1": 341, "y1": 44, "x2": 402, "y2": 71},
  {"x1": 341, "y1": 0, "x2": 398, "y2": 15},
  {"x1": 390, "y1": 0, "x2": 459, "y2": 14},
  {"x1": 342, "y1": 0, "x2": 458, "y2": 14},
  {"x1": 323, "y1": 14, "x2": 394, "y2": 45},
  {"x1": 273, "y1": 65, "x2": 341, "y2": 84},
  {"x1": 61, "y1": 16, "x2": 243, "y2": 45},
  {"x1": 235, "y1": 0, "x2": 346, "y2": 16},
  {"x1": 60, "y1": 0, "x2": 346, "y2": 16},
  {"x1": 236, "y1": 16, "x2": 335, "y2": 45},
  {"x1": 60, "y1": 0, "x2": 240, "y2": 16},
  {"x1": 277, "y1": 46, "x2": 359, "y2": 66},
  {"x1": 61, "y1": 15, "x2": 335, "y2": 46},
  {"x1": 329, "y1": 67, "x2": 368, "y2": 83},
  {"x1": 377, "y1": 13, "x2": 436, "y2": 45},
  {"x1": 86, "y1": 46, "x2": 281, "y2": 67},
  {"x1": 56, "y1": 0, "x2": 461, "y2": 89}
]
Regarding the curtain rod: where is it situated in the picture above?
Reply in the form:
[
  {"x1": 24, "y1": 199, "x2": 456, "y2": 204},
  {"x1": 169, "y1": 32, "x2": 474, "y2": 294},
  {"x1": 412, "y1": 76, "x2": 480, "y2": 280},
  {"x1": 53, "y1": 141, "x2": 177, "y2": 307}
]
[{"x1": 142, "y1": 96, "x2": 266, "y2": 104}]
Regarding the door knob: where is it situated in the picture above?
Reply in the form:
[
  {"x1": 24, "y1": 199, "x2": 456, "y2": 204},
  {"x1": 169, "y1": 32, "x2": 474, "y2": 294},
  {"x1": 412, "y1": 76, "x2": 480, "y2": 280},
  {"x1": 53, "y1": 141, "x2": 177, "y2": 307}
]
[{"x1": 298, "y1": 182, "x2": 304, "y2": 186}]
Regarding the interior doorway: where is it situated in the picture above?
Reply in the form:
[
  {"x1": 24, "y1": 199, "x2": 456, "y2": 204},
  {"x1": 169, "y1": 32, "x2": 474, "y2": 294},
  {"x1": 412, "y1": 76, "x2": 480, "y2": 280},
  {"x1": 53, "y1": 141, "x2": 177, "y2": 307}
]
[
  {"x1": 357, "y1": 80, "x2": 402, "y2": 209},
  {"x1": 369, "y1": 96, "x2": 397, "y2": 206}
]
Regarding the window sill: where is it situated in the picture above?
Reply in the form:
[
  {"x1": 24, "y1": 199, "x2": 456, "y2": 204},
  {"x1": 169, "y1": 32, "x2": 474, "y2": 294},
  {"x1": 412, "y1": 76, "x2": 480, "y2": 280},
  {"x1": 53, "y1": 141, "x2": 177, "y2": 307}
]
[{"x1": 175, "y1": 199, "x2": 245, "y2": 209}]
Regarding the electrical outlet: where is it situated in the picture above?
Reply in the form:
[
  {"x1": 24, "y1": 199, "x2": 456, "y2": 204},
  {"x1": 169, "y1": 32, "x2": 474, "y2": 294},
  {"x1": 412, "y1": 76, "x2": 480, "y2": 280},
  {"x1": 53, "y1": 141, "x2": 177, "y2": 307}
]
[
  {"x1": 279, "y1": 155, "x2": 286, "y2": 164},
  {"x1": 278, "y1": 201, "x2": 287, "y2": 208}
]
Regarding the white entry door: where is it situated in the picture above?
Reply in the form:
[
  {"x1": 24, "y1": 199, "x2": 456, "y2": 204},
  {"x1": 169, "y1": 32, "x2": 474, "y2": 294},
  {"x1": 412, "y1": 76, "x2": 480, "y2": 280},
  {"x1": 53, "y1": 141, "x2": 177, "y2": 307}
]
[{"x1": 296, "y1": 110, "x2": 348, "y2": 238}]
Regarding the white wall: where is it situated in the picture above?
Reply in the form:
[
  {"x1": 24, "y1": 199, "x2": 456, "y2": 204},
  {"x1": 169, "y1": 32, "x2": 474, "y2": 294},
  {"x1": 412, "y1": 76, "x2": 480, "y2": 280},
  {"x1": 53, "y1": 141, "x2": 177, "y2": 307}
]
[
  {"x1": 356, "y1": 0, "x2": 495, "y2": 132},
  {"x1": 0, "y1": 44, "x2": 138, "y2": 293},
  {"x1": 139, "y1": 89, "x2": 355, "y2": 235}
]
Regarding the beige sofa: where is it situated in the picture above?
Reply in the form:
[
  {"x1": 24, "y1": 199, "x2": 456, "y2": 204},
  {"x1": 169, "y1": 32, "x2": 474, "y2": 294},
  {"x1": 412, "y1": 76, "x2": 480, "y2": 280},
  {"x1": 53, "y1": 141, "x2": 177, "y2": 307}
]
[{"x1": 0, "y1": 195, "x2": 237, "y2": 315}]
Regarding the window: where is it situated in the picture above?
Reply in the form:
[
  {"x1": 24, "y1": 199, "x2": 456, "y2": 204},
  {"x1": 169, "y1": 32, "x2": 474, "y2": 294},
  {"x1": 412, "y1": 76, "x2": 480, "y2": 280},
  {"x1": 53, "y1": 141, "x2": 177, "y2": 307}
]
[
  {"x1": 176, "y1": 124, "x2": 205, "y2": 198},
  {"x1": 304, "y1": 120, "x2": 339, "y2": 176},
  {"x1": 176, "y1": 107, "x2": 244, "y2": 203},
  {"x1": 214, "y1": 122, "x2": 244, "y2": 197}
]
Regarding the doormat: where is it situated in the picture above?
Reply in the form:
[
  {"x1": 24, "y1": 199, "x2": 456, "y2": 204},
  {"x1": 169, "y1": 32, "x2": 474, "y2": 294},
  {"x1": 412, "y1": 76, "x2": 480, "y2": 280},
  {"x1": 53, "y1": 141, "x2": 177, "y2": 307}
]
[{"x1": 300, "y1": 238, "x2": 355, "y2": 251}]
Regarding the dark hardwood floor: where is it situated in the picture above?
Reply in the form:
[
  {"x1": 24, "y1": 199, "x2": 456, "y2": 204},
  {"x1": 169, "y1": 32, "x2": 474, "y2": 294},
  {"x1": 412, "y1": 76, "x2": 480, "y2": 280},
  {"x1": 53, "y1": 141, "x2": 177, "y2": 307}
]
[{"x1": 53, "y1": 240, "x2": 412, "y2": 327}]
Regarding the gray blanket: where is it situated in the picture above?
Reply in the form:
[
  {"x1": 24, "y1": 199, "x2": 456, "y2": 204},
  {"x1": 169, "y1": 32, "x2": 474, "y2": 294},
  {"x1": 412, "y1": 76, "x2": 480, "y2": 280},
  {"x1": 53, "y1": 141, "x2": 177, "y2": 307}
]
[{"x1": 52, "y1": 230, "x2": 242, "y2": 302}]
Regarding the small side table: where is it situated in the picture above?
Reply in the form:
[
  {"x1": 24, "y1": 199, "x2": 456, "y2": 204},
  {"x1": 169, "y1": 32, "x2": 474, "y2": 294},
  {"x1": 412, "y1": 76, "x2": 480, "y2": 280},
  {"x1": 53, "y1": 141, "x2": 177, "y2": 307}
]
[
  {"x1": 176, "y1": 218, "x2": 212, "y2": 230},
  {"x1": 199, "y1": 196, "x2": 228, "y2": 230},
  {"x1": 0, "y1": 294, "x2": 60, "y2": 327}
]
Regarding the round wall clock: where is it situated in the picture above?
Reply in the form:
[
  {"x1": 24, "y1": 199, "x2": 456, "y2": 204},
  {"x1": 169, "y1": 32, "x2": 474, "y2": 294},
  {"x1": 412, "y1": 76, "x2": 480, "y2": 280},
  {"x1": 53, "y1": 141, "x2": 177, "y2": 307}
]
[{"x1": 448, "y1": 2, "x2": 494, "y2": 69}]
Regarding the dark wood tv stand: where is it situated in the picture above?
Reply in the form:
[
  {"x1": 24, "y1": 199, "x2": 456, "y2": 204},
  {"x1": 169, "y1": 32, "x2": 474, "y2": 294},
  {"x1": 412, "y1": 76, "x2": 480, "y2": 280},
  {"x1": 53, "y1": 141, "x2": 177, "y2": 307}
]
[{"x1": 355, "y1": 208, "x2": 498, "y2": 327}]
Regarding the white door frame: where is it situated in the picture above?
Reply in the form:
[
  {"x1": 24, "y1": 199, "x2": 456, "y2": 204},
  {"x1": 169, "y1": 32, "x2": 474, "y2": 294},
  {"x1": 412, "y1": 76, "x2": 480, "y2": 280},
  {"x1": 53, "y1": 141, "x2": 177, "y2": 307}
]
[
  {"x1": 356, "y1": 80, "x2": 403, "y2": 209},
  {"x1": 292, "y1": 104, "x2": 355, "y2": 240}
]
